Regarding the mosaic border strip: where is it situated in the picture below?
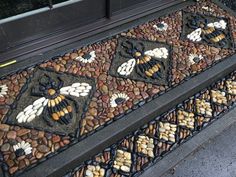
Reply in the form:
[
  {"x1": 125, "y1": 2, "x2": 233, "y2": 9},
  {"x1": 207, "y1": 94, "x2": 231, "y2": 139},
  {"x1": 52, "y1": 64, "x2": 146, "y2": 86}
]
[{"x1": 64, "y1": 70, "x2": 236, "y2": 177}]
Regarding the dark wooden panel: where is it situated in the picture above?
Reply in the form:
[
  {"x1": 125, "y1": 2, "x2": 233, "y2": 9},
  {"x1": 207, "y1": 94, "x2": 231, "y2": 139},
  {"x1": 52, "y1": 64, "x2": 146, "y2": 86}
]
[
  {"x1": 0, "y1": 0, "x2": 184, "y2": 64},
  {"x1": 110, "y1": 0, "x2": 149, "y2": 12},
  {"x1": 0, "y1": 0, "x2": 106, "y2": 52},
  {"x1": 109, "y1": 0, "x2": 157, "y2": 15},
  {"x1": 0, "y1": 26, "x2": 8, "y2": 50}
]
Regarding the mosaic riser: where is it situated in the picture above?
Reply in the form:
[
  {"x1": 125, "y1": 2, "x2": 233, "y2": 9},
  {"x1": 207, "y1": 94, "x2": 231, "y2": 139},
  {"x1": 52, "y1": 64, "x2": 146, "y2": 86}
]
[
  {"x1": 65, "y1": 71, "x2": 236, "y2": 177},
  {"x1": 1, "y1": 0, "x2": 236, "y2": 175}
]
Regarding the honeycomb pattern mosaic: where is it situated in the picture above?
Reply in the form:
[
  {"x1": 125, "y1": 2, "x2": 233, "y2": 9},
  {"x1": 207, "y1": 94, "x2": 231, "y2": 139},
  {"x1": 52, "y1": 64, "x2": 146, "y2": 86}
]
[{"x1": 0, "y1": 0, "x2": 236, "y2": 176}]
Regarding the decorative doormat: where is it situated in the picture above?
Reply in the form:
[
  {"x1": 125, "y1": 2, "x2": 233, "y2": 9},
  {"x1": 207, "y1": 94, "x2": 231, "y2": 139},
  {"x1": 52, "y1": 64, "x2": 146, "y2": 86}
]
[
  {"x1": 0, "y1": 0, "x2": 236, "y2": 176},
  {"x1": 65, "y1": 70, "x2": 236, "y2": 177}
]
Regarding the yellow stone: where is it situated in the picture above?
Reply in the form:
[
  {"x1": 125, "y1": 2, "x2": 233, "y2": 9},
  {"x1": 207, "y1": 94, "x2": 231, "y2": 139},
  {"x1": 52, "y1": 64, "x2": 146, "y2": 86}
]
[{"x1": 48, "y1": 89, "x2": 56, "y2": 96}]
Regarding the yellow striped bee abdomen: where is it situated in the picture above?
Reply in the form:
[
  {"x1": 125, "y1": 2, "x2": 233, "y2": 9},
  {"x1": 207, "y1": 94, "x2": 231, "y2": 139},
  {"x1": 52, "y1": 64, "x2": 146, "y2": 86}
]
[
  {"x1": 48, "y1": 94, "x2": 72, "y2": 125},
  {"x1": 202, "y1": 27, "x2": 215, "y2": 35},
  {"x1": 204, "y1": 28, "x2": 226, "y2": 45},
  {"x1": 210, "y1": 33, "x2": 226, "y2": 43},
  {"x1": 137, "y1": 56, "x2": 162, "y2": 79}
]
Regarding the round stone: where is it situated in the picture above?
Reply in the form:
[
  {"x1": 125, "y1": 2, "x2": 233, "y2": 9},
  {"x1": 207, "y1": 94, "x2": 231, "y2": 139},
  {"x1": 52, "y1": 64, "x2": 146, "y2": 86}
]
[
  {"x1": 83, "y1": 53, "x2": 92, "y2": 59},
  {"x1": 37, "y1": 145, "x2": 50, "y2": 153},
  {"x1": 193, "y1": 57, "x2": 200, "y2": 63},
  {"x1": 1, "y1": 143, "x2": 10, "y2": 152},
  {"x1": 0, "y1": 124, "x2": 10, "y2": 131},
  {"x1": 115, "y1": 97, "x2": 125, "y2": 105},
  {"x1": 15, "y1": 149, "x2": 25, "y2": 157},
  {"x1": 157, "y1": 23, "x2": 165, "y2": 28},
  {"x1": 17, "y1": 129, "x2": 30, "y2": 136}
]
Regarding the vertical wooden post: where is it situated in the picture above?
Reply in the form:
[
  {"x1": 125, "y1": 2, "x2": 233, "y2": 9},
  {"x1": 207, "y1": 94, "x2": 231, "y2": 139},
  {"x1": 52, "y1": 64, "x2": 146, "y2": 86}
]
[
  {"x1": 106, "y1": 0, "x2": 111, "y2": 18},
  {"x1": 49, "y1": 0, "x2": 53, "y2": 9}
]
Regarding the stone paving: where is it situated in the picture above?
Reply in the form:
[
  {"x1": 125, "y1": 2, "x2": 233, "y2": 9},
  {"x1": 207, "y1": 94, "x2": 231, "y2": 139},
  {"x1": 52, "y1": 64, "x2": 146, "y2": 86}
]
[{"x1": 0, "y1": 0, "x2": 236, "y2": 176}]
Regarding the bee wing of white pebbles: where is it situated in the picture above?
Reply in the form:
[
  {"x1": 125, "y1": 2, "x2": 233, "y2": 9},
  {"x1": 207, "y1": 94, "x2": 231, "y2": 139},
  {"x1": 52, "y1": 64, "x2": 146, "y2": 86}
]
[
  {"x1": 16, "y1": 97, "x2": 48, "y2": 123},
  {"x1": 117, "y1": 59, "x2": 136, "y2": 76},
  {"x1": 187, "y1": 28, "x2": 202, "y2": 42},
  {"x1": 145, "y1": 47, "x2": 169, "y2": 59},
  {"x1": 60, "y1": 82, "x2": 92, "y2": 97}
]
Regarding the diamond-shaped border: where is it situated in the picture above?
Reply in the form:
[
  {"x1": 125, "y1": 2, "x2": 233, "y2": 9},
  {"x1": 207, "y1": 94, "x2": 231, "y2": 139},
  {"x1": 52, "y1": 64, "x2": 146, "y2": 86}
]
[
  {"x1": 181, "y1": 10, "x2": 235, "y2": 49},
  {"x1": 3, "y1": 67, "x2": 96, "y2": 137},
  {"x1": 109, "y1": 37, "x2": 172, "y2": 86}
]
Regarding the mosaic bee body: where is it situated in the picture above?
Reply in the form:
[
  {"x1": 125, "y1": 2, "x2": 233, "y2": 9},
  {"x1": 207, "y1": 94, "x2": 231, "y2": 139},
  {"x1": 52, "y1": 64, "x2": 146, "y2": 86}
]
[
  {"x1": 203, "y1": 27, "x2": 226, "y2": 44},
  {"x1": 187, "y1": 15, "x2": 228, "y2": 47},
  {"x1": 47, "y1": 90, "x2": 73, "y2": 124},
  {"x1": 135, "y1": 51, "x2": 162, "y2": 79},
  {"x1": 117, "y1": 41, "x2": 168, "y2": 79},
  {"x1": 16, "y1": 74, "x2": 92, "y2": 126}
]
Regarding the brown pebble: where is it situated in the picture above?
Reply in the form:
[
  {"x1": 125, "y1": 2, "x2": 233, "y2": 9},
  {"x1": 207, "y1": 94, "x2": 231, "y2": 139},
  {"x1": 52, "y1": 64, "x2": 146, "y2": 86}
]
[
  {"x1": 55, "y1": 65, "x2": 60, "y2": 72},
  {"x1": 0, "y1": 131, "x2": 4, "y2": 140},
  {"x1": 70, "y1": 53, "x2": 78, "y2": 59},
  {"x1": 38, "y1": 131, "x2": 45, "y2": 138},
  {"x1": 210, "y1": 47, "x2": 220, "y2": 54},
  {"x1": 101, "y1": 95, "x2": 109, "y2": 103},
  {"x1": 6, "y1": 159, "x2": 15, "y2": 167},
  {"x1": 37, "y1": 145, "x2": 50, "y2": 153},
  {"x1": 1, "y1": 143, "x2": 10, "y2": 152},
  {"x1": 52, "y1": 135, "x2": 61, "y2": 143},
  {"x1": 36, "y1": 152, "x2": 44, "y2": 159},
  {"x1": 54, "y1": 143, "x2": 60, "y2": 150},
  {"x1": 9, "y1": 166, "x2": 18, "y2": 174},
  {"x1": 101, "y1": 85, "x2": 108, "y2": 94},
  {"x1": 13, "y1": 85, "x2": 20, "y2": 92},
  {"x1": 7, "y1": 131, "x2": 16, "y2": 139},
  {"x1": 89, "y1": 108, "x2": 98, "y2": 117},
  {"x1": 63, "y1": 139, "x2": 70, "y2": 145},
  {"x1": 18, "y1": 160, "x2": 26, "y2": 169},
  {"x1": 17, "y1": 129, "x2": 30, "y2": 136},
  {"x1": 87, "y1": 120, "x2": 94, "y2": 127},
  {"x1": 0, "y1": 124, "x2": 10, "y2": 131},
  {"x1": 24, "y1": 158, "x2": 30, "y2": 166}
]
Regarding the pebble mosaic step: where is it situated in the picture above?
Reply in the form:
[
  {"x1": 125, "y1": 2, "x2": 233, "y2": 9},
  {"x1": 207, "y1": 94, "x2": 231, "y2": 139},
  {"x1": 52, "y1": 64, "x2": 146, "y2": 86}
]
[
  {"x1": 0, "y1": 0, "x2": 236, "y2": 176},
  {"x1": 64, "y1": 70, "x2": 236, "y2": 177}
]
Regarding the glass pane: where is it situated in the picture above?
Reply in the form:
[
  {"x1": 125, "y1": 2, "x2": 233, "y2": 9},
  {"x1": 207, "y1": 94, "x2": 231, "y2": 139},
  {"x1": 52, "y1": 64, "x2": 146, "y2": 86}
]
[
  {"x1": 0, "y1": 0, "x2": 70, "y2": 20},
  {"x1": 52, "y1": 0, "x2": 69, "y2": 5},
  {"x1": 220, "y1": 0, "x2": 236, "y2": 10}
]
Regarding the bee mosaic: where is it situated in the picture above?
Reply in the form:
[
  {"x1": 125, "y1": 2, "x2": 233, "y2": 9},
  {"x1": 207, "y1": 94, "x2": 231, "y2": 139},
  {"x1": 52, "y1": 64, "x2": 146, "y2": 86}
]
[
  {"x1": 16, "y1": 74, "x2": 92, "y2": 127},
  {"x1": 117, "y1": 41, "x2": 169, "y2": 79},
  {"x1": 186, "y1": 15, "x2": 228, "y2": 47}
]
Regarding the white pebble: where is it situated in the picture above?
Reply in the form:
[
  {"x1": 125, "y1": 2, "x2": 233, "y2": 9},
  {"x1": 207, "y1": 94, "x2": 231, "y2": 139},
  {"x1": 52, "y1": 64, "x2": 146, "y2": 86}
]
[
  {"x1": 121, "y1": 165, "x2": 130, "y2": 172},
  {"x1": 33, "y1": 97, "x2": 46, "y2": 106},
  {"x1": 80, "y1": 92, "x2": 89, "y2": 96}
]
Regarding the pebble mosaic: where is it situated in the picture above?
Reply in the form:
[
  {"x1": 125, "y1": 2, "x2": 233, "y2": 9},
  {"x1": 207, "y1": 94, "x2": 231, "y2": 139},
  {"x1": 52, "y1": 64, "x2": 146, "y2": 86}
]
[
  {"x1": 0, "y1": 0, "x2": 236, "y2": 176},
  {"x1": 65, "y1": 70, "x2": 236, "y2": 177}
]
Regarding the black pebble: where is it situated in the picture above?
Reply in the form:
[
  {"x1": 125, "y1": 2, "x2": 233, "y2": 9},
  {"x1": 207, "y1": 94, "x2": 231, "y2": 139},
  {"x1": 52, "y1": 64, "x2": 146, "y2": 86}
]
[{"x1": 15, "y1": 148, "x2": 25, "y2": 157}]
